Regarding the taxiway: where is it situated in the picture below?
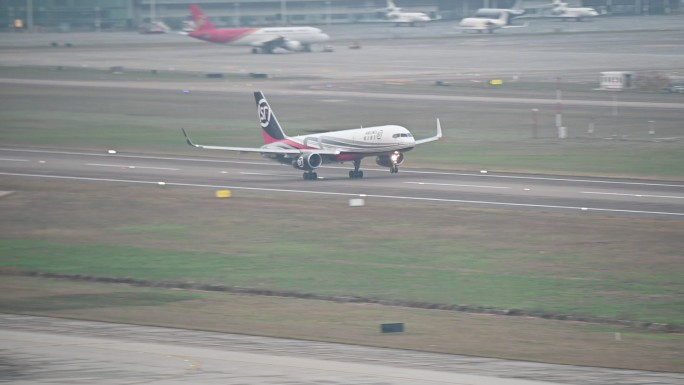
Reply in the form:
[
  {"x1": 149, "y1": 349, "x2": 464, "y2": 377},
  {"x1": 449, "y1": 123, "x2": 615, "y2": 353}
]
[{"x1": 3, "y1": 314, "x2": 683, "y2": 385}]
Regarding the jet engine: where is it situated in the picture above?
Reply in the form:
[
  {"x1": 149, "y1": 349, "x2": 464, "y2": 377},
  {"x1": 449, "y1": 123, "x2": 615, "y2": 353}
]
[
  {"x1": 283, "y1": 40, "x2": 303, "y2": 51},
  {"x1": 376, "y1": 151, "x2": 405, "y2": 168},
  {"x1": 293, "y1": 153, "x2": 322, "y2": 170}
]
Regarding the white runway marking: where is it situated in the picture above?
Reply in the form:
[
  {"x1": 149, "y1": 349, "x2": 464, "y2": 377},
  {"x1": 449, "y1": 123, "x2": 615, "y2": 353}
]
[
  {"x1": 405, "y1": 181, "x2": 510, "y2": 189},
  {"x1": 86, "y1": 163, "x2": 179, "y2": 171},
  {"x1": 240, "y1": 172, "x2": 288, "y2": 177},
  {"x1": 0, "y1": 158, "x2": 29, "y2": 162},
  {"x1": 2, "y1": 171, "x2": 682, "y2": 217},
  {"x1": 582, "y1": 191, "x2": 684, "y2": 199}
]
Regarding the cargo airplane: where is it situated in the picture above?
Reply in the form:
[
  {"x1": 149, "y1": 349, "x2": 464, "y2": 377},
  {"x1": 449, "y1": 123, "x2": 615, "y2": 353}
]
[
  {"x1": 184, "y1": 4, "x2": 330, "y2": 53},
  {"x1": 182, "y1": 92, "x2": 442, "y2": 181}
]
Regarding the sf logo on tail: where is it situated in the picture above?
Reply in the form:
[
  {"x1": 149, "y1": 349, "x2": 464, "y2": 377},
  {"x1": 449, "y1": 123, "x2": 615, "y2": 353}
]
[{"x1": 258, "y1": 99, "x2": 271, "y2": 128}]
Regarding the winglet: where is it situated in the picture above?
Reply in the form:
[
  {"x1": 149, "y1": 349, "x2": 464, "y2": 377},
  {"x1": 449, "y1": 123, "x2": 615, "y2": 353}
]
[
  {"x1": 414, "y1": 118, "x2": 443, "y2": 145},
  {"x1": 181, "y1": 128, "x2": 199, "y2": 148},
  {"x1": 436, "y1": 118, "x2": 443, "y2": 140}
]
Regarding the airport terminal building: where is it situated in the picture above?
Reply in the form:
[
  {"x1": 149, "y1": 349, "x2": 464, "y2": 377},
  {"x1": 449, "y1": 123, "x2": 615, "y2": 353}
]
[{"x1": 0, "y1": 0, "x2": 680, "y2": 32}]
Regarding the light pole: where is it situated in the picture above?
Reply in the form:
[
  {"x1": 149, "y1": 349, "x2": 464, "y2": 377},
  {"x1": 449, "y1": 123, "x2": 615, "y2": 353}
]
[
  {"x1": 26, "y1": 0, "x2": 33, "y2": 32},
  {"x1": 611, "y1": 92, "x2": 620, "y2": 138},
  {"x1": 555, "y1": 76, "x2": 566, "y2": 139},
  {"x1": 555, "y1": 76, "x2": 563, "y2": 131},
  {"x1": 281, "y1": 0, "x2": 287, "y2": 25},
  {"x1": 326, "y1": 0, "x2": 331, "y2": 26},
  {"x1": 95, "y1": 6, "x2": 101, "y2": 32}
]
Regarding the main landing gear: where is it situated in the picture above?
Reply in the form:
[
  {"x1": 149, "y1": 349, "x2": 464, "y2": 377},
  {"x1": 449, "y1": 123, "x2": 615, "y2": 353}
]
[
  {"x1": 303, "y1": 171, "x2": 318, "y2": 180},
  {"x1": 349, "y1": 159, "x2": 364, "y2": 179},
  {"x1": 390, "y1": 165, "x2": 399, "y2": 174}
]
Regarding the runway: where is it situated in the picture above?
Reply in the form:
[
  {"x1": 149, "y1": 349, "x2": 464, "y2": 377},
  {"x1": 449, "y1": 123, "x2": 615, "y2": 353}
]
[
  {"x1": 1, "y1": 147, "x2": 682, "y2": 217},
  {"x1": 2, "y1": 314, "x2": 683, "y2": 385}
]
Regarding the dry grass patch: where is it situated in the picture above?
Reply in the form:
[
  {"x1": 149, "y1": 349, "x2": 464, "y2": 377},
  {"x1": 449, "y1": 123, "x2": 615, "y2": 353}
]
[{"x1": 1, "y1": 276, "x2": 682, "y2": 372}]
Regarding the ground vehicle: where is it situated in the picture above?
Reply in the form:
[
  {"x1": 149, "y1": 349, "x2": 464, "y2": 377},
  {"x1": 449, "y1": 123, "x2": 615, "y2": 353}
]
[{"x1": 663, "y1": 84, "x2": 684, "y2": 93}]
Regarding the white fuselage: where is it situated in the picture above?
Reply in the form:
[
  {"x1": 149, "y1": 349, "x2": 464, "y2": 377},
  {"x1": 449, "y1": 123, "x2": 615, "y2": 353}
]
[
  {"x1": 239, "y1": 27, "x2": 330, "y2": 46},
  {"x1": 459, "y1": 15, "x2": 508, "y2": 32},
  {"x1": 388, "y1": 10, "x2": 431, "y2": 24},
  {"x1": 190, "y1": 26, "x2": 329, "y2": 47},
  {"x1": 553, "y1": 6, "x2": 599, "y2": 18},
  {"x1": 550, "y1": 1, "x2": 599, "y2": 19},
  {"x1": 263, "y1": 125, "x2": 416, "y2": 159}
]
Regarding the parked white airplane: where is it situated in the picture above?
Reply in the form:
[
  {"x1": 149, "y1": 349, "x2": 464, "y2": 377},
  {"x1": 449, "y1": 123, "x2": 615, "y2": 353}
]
[
  {"x1": 182, "y1": 91, "x2": 443, "y2": 180},
  {"x1": 459, "y1": 11, "x2": 527, "y2": 33},
  {"x1": 185, "y1": 4, "x2": 330, "y2": 53},
  {"x1": 384, "y1": 0, "x2": 437, "y2": 26},
  {"x1": 548, "y1": 0, "x2": 599, "y2": 20},
  {"x1": 474, "y1": 0, "x2": 526, "y2": 25}
]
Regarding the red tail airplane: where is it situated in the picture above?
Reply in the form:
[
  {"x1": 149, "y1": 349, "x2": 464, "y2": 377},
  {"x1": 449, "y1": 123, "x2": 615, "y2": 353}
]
[{"x1": 185, "y1": 4, "x2": 330, "y2": 54}]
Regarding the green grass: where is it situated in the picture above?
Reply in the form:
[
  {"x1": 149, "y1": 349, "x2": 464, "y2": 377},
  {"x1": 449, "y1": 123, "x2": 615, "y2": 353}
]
[
  {"x1": 2, "y1": 237, "x2": 682, "y2": 325},
  {"x1": 1, "y1": 169, "x2": 682, "y2": 328},
  {"x1": 1, "y1": 75, "x2": 683, "y2": 178}
]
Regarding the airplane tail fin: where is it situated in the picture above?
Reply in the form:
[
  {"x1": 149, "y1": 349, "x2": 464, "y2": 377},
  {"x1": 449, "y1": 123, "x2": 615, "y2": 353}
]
[
  {"x1": 254, "y1": 91, "x2": 288, "y2": 144},
  {"x1": 190, "y1": 4, "x2": 215, "y2": 31}
]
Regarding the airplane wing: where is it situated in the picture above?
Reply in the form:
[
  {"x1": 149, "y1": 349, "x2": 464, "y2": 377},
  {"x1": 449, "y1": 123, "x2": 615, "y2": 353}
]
[
  {"x1": 182, "y1": 129, "x2": 340, "y2": 155},
  {"x1": 414, "y1": 119, "x2": 443, "y2": 145}
]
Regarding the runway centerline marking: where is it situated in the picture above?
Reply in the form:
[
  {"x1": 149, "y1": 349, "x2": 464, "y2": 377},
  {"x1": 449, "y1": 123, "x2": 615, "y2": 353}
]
[
  {"x1": 0, "y1": 158, "x2": 29, "y2": 162},
  {"x1": 1, "y1": 171, "x2": 682, "y2": 217},
  {"x1": 582, "y1": 191, "x2": 684, "y2": 199},
  {"x1": 240, "y1": 172, "x2": 289, "y2": 177},
  {"x1": 405, "y1": 182, "x2": 509, "y2": 189},
  {"x1": 86, "y1": 163, "x2": 179, "y2": 171}
]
